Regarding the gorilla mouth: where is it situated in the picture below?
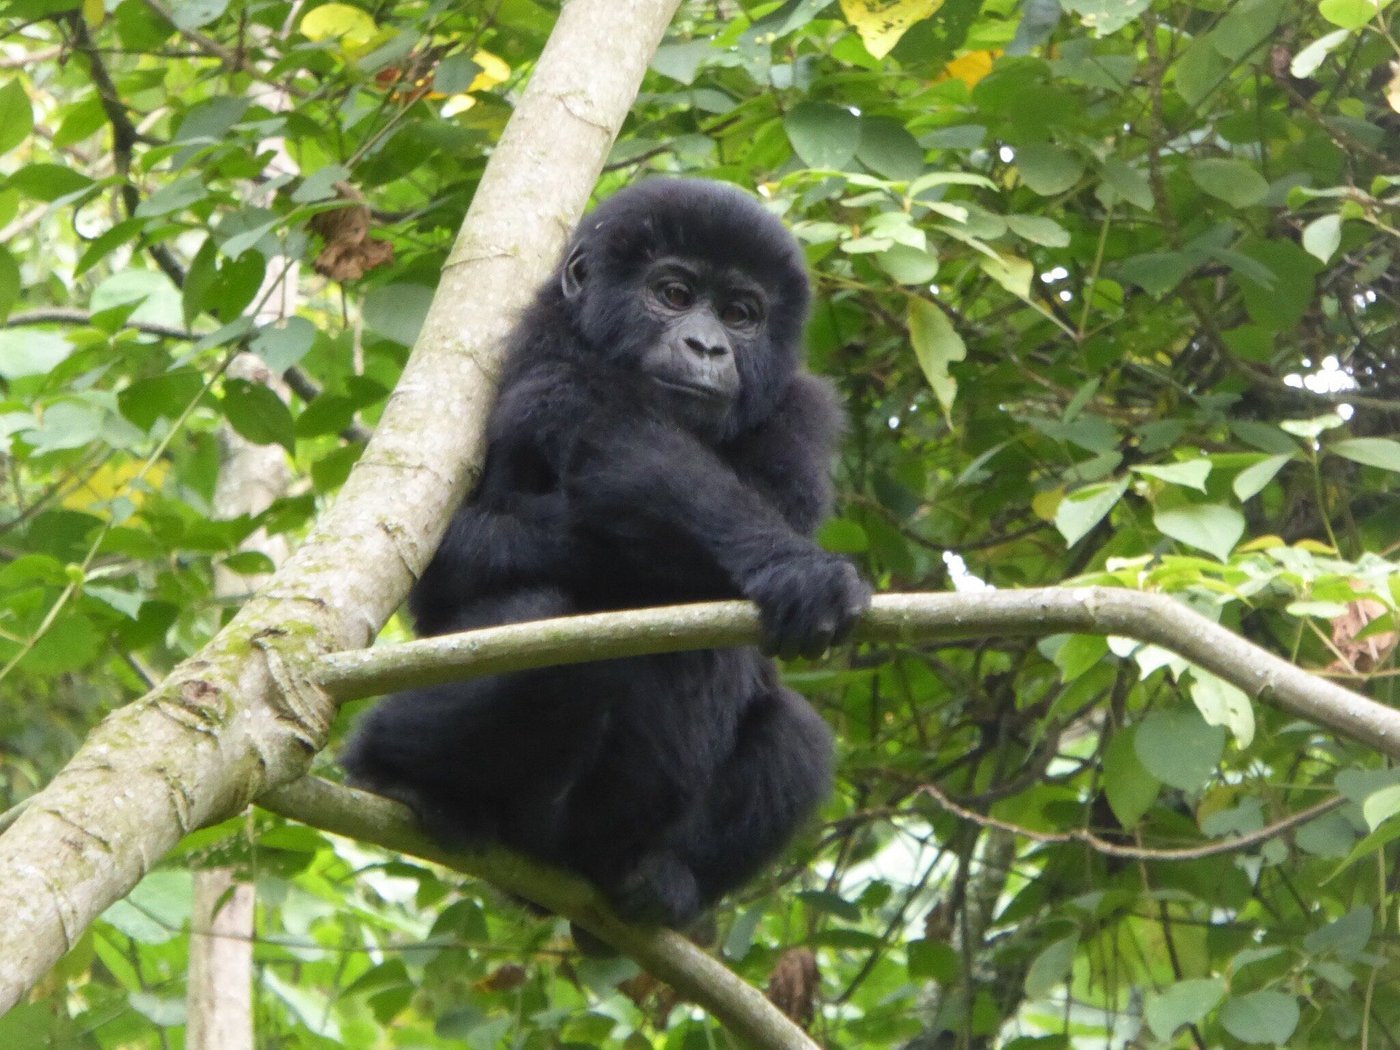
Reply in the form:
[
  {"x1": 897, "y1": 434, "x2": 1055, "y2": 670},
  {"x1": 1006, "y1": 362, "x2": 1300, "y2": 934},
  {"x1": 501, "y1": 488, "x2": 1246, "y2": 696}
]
[{"x1": 654, "y1": 377, "x2": 730, "y2": 402}]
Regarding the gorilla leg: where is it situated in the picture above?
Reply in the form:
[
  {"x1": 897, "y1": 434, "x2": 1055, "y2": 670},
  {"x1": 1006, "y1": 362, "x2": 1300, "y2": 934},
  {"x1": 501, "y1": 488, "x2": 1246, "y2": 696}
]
[
  {"x1": 611, "y1": 679, "x2": 833, "y2": 926},
  {"x1": 682, "y1": 685, "x2": 833, "y2": 907},
  {"x1": 341, "y1": 586, "x2": 611, "y2": 847}
]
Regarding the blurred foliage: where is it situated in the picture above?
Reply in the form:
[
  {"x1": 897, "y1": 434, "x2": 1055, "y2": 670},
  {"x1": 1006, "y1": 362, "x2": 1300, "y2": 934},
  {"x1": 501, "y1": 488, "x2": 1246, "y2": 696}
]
[{"x1": 2, "y1": 0, "x2": 1399, "y2": 1046}]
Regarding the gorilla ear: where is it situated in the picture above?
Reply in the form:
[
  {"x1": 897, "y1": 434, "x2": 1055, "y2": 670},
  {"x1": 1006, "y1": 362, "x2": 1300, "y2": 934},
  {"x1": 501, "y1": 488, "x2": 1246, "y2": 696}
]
[{"x1": 561, "y1": 247, "x2": 587, "y2": 299}]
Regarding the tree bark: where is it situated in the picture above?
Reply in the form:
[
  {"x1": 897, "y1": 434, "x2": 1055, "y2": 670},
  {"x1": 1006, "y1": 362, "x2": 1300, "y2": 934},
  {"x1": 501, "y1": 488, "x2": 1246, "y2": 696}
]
[
  {"x1": 0, "y1": 0, "x2": 681, "y2": 1011},
  {"x1": 314, "y1": 590, "x2": 1400, "y2": 757}
]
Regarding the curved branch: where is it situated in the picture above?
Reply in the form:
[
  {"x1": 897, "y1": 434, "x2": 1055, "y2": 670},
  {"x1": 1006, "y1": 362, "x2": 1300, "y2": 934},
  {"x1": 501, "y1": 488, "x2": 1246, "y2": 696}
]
[
  {"x1": 918, "y1": 782, "x2": 1348, "y2": 861},
  {"x1": 259, "y1": 777, "x2": 818, "y2": 1050},
  {"x1": 317, "y1": 588, "x2": 1400, "y2": 757}
]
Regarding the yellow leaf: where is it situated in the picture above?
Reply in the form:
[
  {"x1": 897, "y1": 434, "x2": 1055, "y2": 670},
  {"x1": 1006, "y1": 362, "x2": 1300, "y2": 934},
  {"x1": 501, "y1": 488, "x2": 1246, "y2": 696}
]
[
  {"x1": 839, "y1": 0, "x2": 944, "y2": 60},
  {"x1": 1387, "y1": 61, "x2": 1400, "y2": 115},
  {"x1": 1032, "y1": 487, "x2": 1065, "y2": 523},
  {"x1": 63, "y1": 460, "x2": 166, "y2": 514},
  {"x1": 940, "y1": 49, "x2": 998, "y2": 87},
  {"x1": 300, "y1": 3, "x2": 378, "y2": 49},
  {"x1": 978, "y1": 252, "x2": 1034, "y2": 299},
  {"x1": 1294, "y1": 538, "x2": 1339, "y2": 554},
  {"x1": 907, "y1": 297, "x2": 965, "y2": 420},
  {"x1": 81, "y1": 0, "x2": 105, "y2": 27},
  {"x1": 470, "y1": 49, "x2": 510, "y2": 92},
  {"x1": 1235, "y1": 534, "x2": 1285, "y2": 553}
]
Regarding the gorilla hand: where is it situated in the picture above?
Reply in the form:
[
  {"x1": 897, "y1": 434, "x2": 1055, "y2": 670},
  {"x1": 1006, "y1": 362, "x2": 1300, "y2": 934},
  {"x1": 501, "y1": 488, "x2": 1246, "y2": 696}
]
[{"x1": 745, "y1": 550, "x2": 871, "y2": 660}]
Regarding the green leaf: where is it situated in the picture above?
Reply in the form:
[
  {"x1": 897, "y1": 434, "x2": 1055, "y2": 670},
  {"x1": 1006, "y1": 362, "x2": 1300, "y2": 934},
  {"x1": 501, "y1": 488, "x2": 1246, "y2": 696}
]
[
  {"x1": 1212, "y1": 0, "x2": 1286, "y2": 58},
  {"x1": 1361, "y1": 784, "x2": 1400, "y2": 830},
  {"x1": 1024, "y1": 935, "x2": 1077, "y2": 997},
  {"x1": 907, "y1": 939, "x2": 959, "y2": 981},
  {"x1": 1146, "y1": 978, "x2": 1226, "y2": 1041},
  {"x1": 978, "y1": 252, "x2": 1033, "y2": 298},
  {"x1": 1189, "y1": 158, "x2": 1269, "y2": 207},
  {"x1": 651, "y1": 40, "x2": 712, "y2": 85},
  {"x1": 1005, "y1": 214, "x2": 1070, "y2": 247},
  {"x1": 1060, "y1": 0, "x2": 1151, "y2": 33},
  {"x1": 1236, "y1": 239, "x2": 1320, "y2": 331},
  {"x1": 1233, "y1": 453, "x2": 1291, "y2": 501},
  {"x1": 222, "y1": 379, "x2": 296, "y2": 451},
  {"x1": 171, "y1": 0, "x2": 230, "y2": 30},
  {"x1": 907, "y1": 298, "x2": 966, "y2": 419},
  {"x1": 1132, "y1": 460, "x2": 1211, "y2": 491},
  {"x1": 8, "y1": 163, "x2": 92, "y2": 202},
  {"x1": 251, "y1": 317, "x2": 317, "y2": 373},
  {"x1": 0, "y1": 80, "x2": 34, "y2": 155},
  {"x1": 1102, "y1": 727, "x2": 1160, "y2": 827},
  {"x1": 1118, "y1": 251, "x2": 1191, "y2": 296},
  {"x1": 1154, "y1": 503, "x2": 1244, "y2": 561},
  {"x1": 1319, "y1": 0, "x2": 1387, "y2": 29},
  {"x1": 25, "y1": 399, "x2": 105, "y2": 453},
  {"x1": 0, "y1": 245, "x2": 18, "y2": 321},
  {"x1": 1054, "y1": 478, "x2": 1128, "y2": 547},
  {"x1": 1175, "y1": 37, "x2": 1230, "y2": 106},
  {"x1": 1280, "y1": 412, "x2": 1345, "y2": 439},
  {"x1": 818, "y1": 517, "x2": 869, "y2": 554},
  {"x1": 1099, "y1": 157, "x2": 1152, "y2": 209},
  {"x1": 432, "y1": 53, "x2": 482, "y2": 95},
  {"x1": 1135, "y1": 708, "x2": 1225, "y2": 791},
  {"x1": 1330, "y1": 437, "x2": 1400, "y2": 472},
  {"x1": 362, "y1": 284, "x2": 434, "y2": 347},
  {"x1": 1190, "y1": 670, "x2": 1254, "y2": 748},
  {"x1": 134, "y1": 175, "x2": 208, "y2": 218},
  {"x1": 876, "y1": 244, "x2": 939, "y2": 285},
  {"x1": 1014, "y1": 141, "x2": 1084, "y2": 195},
  {"x1": 1053, "y1": 633, "x2": 1108, "y2": 682},
  {"x1": 1302, "y1": 906, "x2": 1373, "y2": 959},
  {"x1": 1220, "y1": 991, "x2": 1300, "y2": 1045},
  {"x1": 0, "y1": 329, "x2": 70, "y2": 379},
  {"x1": 784, "y1": 102, "x2": 862, "y2": 170},
  {"x1": 1301, "y1": 214, "x2": 1341, "y2": 263},
  {"x1": 293, "y1": 164, "x2": 353, "y2": 204},
  {"x1": 118, "y1": 369, "x2": 206, "y2": 430},
  {"x1": 1294, "y1": 810, "x2": 1357, "y2": 857},
  {"x1": 856, "y1": 117, "x2": 924, "y2": 180}
]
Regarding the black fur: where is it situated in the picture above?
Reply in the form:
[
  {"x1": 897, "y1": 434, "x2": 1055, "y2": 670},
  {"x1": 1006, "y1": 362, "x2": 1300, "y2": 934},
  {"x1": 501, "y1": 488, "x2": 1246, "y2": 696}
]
[{"x1": 343, "y1": 179, "x2": 869, "y2": 929}]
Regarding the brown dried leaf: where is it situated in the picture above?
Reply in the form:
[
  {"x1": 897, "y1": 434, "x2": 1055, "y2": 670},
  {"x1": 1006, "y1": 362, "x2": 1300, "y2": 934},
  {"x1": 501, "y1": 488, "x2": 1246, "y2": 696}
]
[
  {"x1": 310, "y1": 182, "x2": 394, "y2": 281},
  {"x1": 475, "y1": 963, "x2": 527, "y2": 992},
  {"x1": 1328, "y1": 598, "x2": 1398, "y2": 674},
  {"x1": 766, "y1": 946, "x2": 819, "y2": 1029}
]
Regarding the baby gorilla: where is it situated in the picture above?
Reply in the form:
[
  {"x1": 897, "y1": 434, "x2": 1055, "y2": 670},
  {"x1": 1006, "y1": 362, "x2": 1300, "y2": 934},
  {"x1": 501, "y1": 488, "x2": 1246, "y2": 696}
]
[{"x1": 344, "y1": 178, "x2": 869, "y2": 930}]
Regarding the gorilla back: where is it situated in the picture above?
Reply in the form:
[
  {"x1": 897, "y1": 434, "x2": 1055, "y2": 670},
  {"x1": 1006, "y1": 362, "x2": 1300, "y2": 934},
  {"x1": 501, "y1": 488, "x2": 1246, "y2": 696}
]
[{"x1": 343, "y1": 178, "x2": 869, "y2": 930}]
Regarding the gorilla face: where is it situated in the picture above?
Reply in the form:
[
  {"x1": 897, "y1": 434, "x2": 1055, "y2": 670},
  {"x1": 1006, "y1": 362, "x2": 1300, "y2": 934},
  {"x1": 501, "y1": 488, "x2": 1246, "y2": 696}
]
[
  {"x1": 564, "y1": 247, "x2": 768, "y2": 437},
  {"x1": 557, "y1": 179, "x2": 810, "y2": 441}
]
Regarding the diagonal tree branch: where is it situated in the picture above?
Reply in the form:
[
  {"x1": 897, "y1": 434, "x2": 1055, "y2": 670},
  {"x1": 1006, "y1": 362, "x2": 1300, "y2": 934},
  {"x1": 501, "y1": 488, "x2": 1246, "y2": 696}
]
[
  {"x1": 259, "y1": 777, "x2": 819, "y2": 1050},
  {"x1": 0, "y1": 0, "x2": 681, "y2": 1011}
]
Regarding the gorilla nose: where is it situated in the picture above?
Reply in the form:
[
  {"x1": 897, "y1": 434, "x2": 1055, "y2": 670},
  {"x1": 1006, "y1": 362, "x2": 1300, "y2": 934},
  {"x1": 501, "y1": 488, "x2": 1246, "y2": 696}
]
[{"x1": 685, "y1": 336, "x2": 728, "y2": 358}]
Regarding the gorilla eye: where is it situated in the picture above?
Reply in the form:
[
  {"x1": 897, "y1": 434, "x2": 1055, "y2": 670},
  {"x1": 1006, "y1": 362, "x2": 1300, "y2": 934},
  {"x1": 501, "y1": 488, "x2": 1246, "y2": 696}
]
[
  {"x1": 721, "y1": 301, "x2": 758, "y2": 328},
  {"x1": 656, "y1": 281, "x2": 694, "y2": 310}
]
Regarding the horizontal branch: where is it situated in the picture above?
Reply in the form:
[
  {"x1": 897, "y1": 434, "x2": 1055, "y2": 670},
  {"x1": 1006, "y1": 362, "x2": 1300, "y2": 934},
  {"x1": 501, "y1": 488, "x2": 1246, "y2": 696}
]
[
  {"x1": 317, "y1": 588, "x2": 1400, "y2": 758},
  {"x1": 258, "y1": 777, "x2": 817, "y2": 1050}
]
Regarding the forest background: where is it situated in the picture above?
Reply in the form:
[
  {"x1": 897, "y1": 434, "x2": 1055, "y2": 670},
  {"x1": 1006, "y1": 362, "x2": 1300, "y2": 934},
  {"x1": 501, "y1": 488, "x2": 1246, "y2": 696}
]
[{"x1": 1, "y1": 0, "x2": 1399, "y2": 1047}]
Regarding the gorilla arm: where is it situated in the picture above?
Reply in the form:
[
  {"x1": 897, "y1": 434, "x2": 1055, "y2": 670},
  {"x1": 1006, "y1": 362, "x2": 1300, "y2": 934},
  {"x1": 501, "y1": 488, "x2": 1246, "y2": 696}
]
[
  {"x1": 724, "y1": 373, "x2": 842, "y2": 536},
  {"x1": 555, "y1": 390, "x2": 869, "y2": 658}
]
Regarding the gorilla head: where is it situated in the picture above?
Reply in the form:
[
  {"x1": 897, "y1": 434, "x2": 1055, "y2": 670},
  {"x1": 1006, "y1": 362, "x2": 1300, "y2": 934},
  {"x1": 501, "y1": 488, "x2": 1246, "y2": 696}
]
[{"x1": 555, "y1": 179, "x2": 812, "y2": 439}]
